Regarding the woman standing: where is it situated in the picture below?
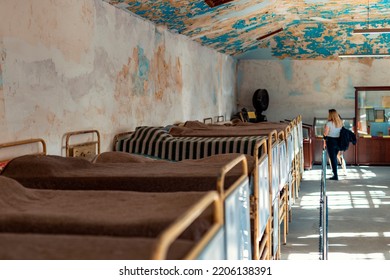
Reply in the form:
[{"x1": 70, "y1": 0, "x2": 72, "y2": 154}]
[{"x1": 323, "y1": 109, "x2": 343, "y2": 180}]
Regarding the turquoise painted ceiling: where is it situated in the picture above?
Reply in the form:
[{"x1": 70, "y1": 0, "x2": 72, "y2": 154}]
[{"x1": 106, "y1": 0, "x2": 390, "y2": 59}]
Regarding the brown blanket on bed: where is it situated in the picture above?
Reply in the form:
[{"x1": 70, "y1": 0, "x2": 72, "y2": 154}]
[
  {"x1": 169, "y1": 121, "x2": 289, "y2": 137},
  {"x1": 184, "y1": 120, "x2": 289, "y2": 130},
  {"x1": 0, "y1": 176, "x2": 212, "y2": 241},
  {"x1": 169, "y1": 126, "x2": 279, "y2": 137},
  {"x1": 0, "y1": 233, "x2": 194, "y2": 260},
  {"x1": 1, "y1": 154, "x2": 253, "y2": 192},
  {"x1": 229, "y1": 121, "x2": 289, "y2": 129},
  {"x1": 93, "y1": 151, "x2": 157, "y2": 163}
]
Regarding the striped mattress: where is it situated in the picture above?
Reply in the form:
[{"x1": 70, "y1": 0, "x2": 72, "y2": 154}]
[{"x1": 116, "y1": 126, "x2": 267, "y2": 161}]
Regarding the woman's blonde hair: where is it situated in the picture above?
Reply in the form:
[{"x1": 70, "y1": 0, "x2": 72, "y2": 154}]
[{"x1": 328, "y1": 109, "x2": 343, "y2": 128}]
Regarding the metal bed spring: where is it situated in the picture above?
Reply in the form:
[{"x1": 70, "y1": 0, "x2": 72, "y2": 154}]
[{"x1": 319, "y1": 149, "x2": 329, "y2": 260}]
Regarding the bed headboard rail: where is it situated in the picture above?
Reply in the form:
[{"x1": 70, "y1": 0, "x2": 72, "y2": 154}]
[
  {"x1": 216, "y1": 115, "x2": 224, "y2": 123},
  {"x1": 65, "y1": 130, "x2": 100, "y2": 160},
  {"x1": 0, "y1": 138, "x2": 46, "y2": 162},
  {"x1": 113, "y1": 131, "x2": 134, "y2": 151},
  {"x1": 203, "y1": 117, "x2": 213, "y2": 124},
  {"x1": 152, "y1": 191, "x2": 222, "y2": 260}
]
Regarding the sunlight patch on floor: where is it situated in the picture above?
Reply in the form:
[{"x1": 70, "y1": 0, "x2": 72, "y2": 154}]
[
  {"x1": 284, "y1": 166, "x2": 390, "y2": 260},
  {"x1": 284, "y1": 253, "x2": 321, "y2": 260},
  {"x1": 288, "y1": 243, "x2": 310, "y2": 247},
  {"x1": 302, "y1": 167, "x2": 378, "y2": 181},
  {"x1": 328, "y1": 252, "x2": 385, "y2": 260},
  {"x1": 328, "y1": 232, "x2": 380, "y2": 238},
  {"x1": 326, "y1": 190, "x2": 390, "y2": 209},
  {"x1": 285, "y1": 251, "x2": 386, "y2": 260},
  {"x1": 299, "y1": 192, "x2": 321, "y2": 209}
]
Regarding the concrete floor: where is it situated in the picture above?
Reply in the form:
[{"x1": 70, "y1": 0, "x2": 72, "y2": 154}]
[{"x1": 281, "y1": 164, "x2": 390, "y2": 260}]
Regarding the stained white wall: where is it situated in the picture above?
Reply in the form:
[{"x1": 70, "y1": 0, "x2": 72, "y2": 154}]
[
  {"x1": 0, "y1": 0, "x2": 236, "y2": 155},
  {"x1": 237, "y1": 59, "x2": 390, "y2": 124}
]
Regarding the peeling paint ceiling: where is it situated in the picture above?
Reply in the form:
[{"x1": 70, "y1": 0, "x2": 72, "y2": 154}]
[{"x1": 105, "y1": 0, "x2": 390, "y2": 60}]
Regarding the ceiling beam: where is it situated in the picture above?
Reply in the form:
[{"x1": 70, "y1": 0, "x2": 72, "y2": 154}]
[
  {"x1": 353, "y1": 28, "x2": 390, "y2": 34},
  {"x1": 339, "y1": 53, "x2": 390, "y2": 58},
  {"x1": 205, "y1": 0, "x2": 234, "y2": 8},
  {"x1": 256, "y1": 28, "x2": 283, "y2": 41}
]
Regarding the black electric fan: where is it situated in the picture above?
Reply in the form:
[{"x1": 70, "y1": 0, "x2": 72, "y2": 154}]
[{"x1": 252, "y1": 89, "x2": 269, "y2": 122}]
